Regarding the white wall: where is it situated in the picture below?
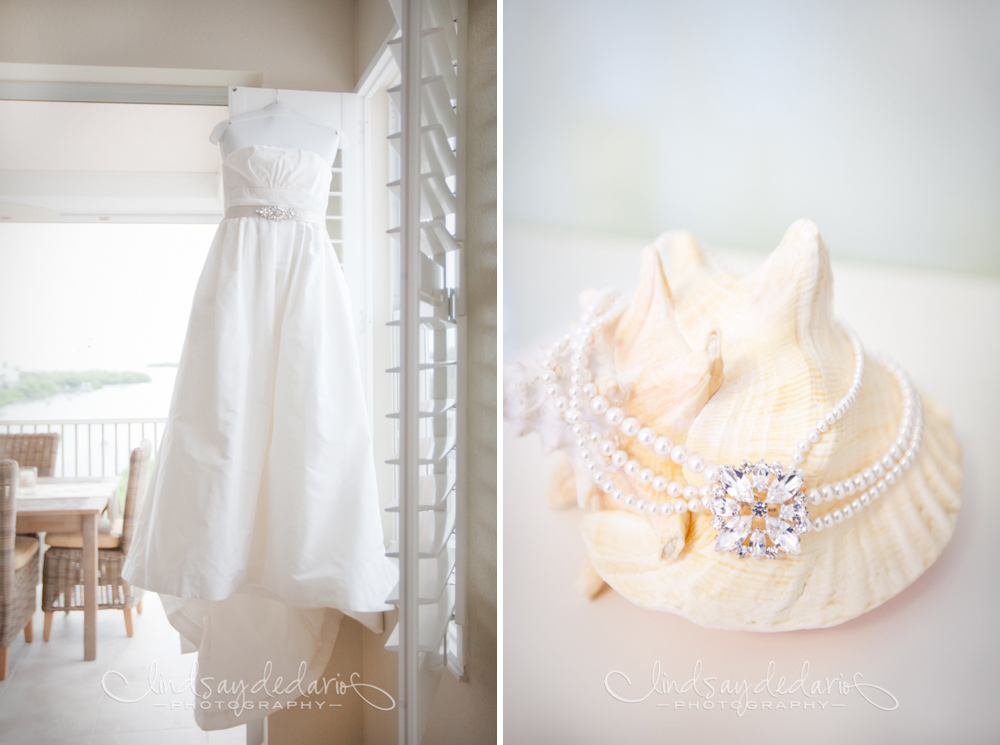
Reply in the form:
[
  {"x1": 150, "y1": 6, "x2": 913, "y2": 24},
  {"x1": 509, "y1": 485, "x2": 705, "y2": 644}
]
[{"x1": 505, "y1": 0, "x2": 1000, "y2": 275}]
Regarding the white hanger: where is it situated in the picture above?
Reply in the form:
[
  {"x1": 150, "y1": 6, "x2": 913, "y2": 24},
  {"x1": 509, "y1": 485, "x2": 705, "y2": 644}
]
[{"x1": 209, "y1": 89, "x2": 345, "y2": 145}]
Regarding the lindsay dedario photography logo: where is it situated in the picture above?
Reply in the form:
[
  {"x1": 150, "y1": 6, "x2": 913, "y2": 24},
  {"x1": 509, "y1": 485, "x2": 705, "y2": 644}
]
[
  {"x1": 101, "y1": 660, "x2": 396, "y2": 717},
  {"x1": 604, "y1": 661, "x2": 898, "y2": 715}
]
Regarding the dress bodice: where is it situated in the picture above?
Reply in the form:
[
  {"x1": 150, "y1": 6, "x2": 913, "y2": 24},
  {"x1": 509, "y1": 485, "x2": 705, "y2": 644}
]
[{"x1": 222, "y1": 144, "x2": 332, "y2": 214}]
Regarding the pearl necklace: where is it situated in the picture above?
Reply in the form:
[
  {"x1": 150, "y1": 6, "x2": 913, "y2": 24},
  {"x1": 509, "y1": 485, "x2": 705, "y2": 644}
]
[{"x1": 536, "y1": 294, "x2": 925, "y2": 559}]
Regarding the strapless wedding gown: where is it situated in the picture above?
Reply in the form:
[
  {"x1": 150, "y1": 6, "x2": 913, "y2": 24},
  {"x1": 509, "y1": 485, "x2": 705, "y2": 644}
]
[{"x1": 121, "y1": 143, "x2": 396, "y2": 731}]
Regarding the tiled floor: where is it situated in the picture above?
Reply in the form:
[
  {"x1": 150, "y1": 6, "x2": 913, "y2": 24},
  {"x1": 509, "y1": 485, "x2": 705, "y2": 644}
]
[{"x1": 0, "y1": 591, "x2": 246, "y2": 745}]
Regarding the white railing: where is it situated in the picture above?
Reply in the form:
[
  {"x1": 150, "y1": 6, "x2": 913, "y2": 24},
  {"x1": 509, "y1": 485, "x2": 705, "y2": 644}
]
[{"x1": 0, "y1": 418, "x2": 167, "y2": 478}]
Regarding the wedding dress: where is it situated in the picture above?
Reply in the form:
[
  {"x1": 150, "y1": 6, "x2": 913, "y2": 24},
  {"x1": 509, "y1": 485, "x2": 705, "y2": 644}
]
[{"x1": 121, "y1": 140, "x2": 396, "y2": 730}]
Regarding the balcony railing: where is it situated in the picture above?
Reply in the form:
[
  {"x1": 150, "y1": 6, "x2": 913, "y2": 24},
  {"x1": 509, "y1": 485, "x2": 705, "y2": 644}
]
[{"x1": 0, "y1": 418, "x2": 167, "y2": 478}]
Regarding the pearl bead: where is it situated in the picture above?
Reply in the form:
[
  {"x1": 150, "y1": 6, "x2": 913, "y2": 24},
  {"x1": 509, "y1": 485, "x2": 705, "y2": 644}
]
[
  {"x1": 687, "y1": 454, "x2": 705, "y2": 473},
  {"x1": 589, "y1": 431, "x2": 601, "y2": 444},
  {"x1": 670, "y1": 445, "x2": 688, "y2": 464},
  {"x1": 638, "y1": 469, "x2": 654, "y2": 484},
  {"x1": 860, "y1": 492, "x2": 871, "y2": 506},
  {"x1": 807, "y1": 430, "x2": 820, "y2": 443},
  {"x1": 612, "y1": 489, "x2": 624, "y2": 501},
  {"x1": 567, "y1": 385, "x2": 582, "y2": 398},
  {"x1": 674, "y1": 500, "x2": 688, "y2": 514},
  {"x1": 667, "y1": 481, "x2": 683, "y2": 498},
  {"x1": 867, "y1": 487, "x2": 879, "y2": 501},
  {"x1": 590, "y1": 396, "x2": 609, "y2": 414},
  {"x1": 833, "y1": 509, "x2": 844, "y2": 523},
  {"x1": 599, "y1": 441, "x2": 615, "y2": 456},
  {"x1": 593, "y1": 472, "x2": 605, "y2": 484},
  {"x1": 552, "y1": 397, "x2": 567, "y2": 411},
  {"x1": 582, "y1": 383, "x2": 598, "y2": 398},
  {"x1": 653, "y1": 437, "x2": 672, "y2": 456},
  {"x1": 569, "y1": 373, "x2": 586, "y2": 386},
  {"x1": 564, "y1": 409, "x2": 581, "y2": 423},
  {"x1": 703, "y1": 465, "x2": 721, "y2": 484},
  {"x1": 575, "y1": 437, "x2": 587, "y2": 449},
  {"x1": 688, "y1": 498, "x2": 701, "y2": 513},
  {"x1": 611, "y1": 450, "x2": 628, "y2": 467},
  {"x1": 624, "y1": 460, "x2": 640, "y2": 476},
  {"x1": 851, "y1": 498, "x2": 862, "y2": 512},
  {"x1": 605, "y1": 407, "x2": 625, "y2": 425},
  {"x1": 635, "y1": 499, "x2": 646, "y2": 510},
  {"x1": 700, "y1": 494, "x2": 713, "y2": 509},
  {"x1": 790, "y1": 451, "x2": 804, "y2": 464},
  {"x1": 812, "y1": 518, "x2": 824, "y2": 533},
  {"x1": 821, "y1": 485, "x2": 834, "y2": 502},
  {"x1": 823, "y1": 515, "x2": 834, "y2": 528},
  {"x1": 544, "y1": 384, "x2": 560, "y2": 398},
  {"x1": 699, "y1": 484, "x2": 712, "y2": 498},
  {"x1": 637, "y1": 428, "x2": 656, "y2": 446},
  {"x1": 862, "y1": 468, "x2": 875, "y2": 485},
  {"x1": 652, "y1": 476, "x2": 668, "y2": 492},
  {"x1": 797, "y1": 440, "x2": 810, "y2": 453},
  {"x1": 841, "y1": 479, "x2": 855, "y2": 496},
  {"x1": 601, "y1": 480, "x2": 614, "y2": 494},
  {"x1": 824, "y1": 413, "x2": 836, "y2": 426},
  {"x1": 571, "y1": 422, "x2": 588, "y2": 436},
  {"x1": 568, "y1": 397, "x2": 583, "y2": 410},
  {"x1": 540, "y1": 369, "x2": 557, "y2": 383},
  {"x1": 620, "y1": 417, "x2": 640, "y2": 437},
  {"x1": 624, "y1": 494, "x2": 635, "y2": 505},
  {"x1": 817, "y1": 420, "x2": 828, "y2": 433},
  {"x1": 660, "y1": 502, "x2": 674, "y2": 516},
  {"x1": 842, "y1": 504, "x2": 853, "y2": 519},
  {"x1": 807, "y1": 488, "x2": 822, "y2": 506}
]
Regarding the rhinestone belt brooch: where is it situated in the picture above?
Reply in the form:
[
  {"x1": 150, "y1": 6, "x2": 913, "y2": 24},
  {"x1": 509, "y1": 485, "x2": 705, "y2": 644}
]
[{"x1": 255, "y1": 206, "x2": 297, "y2": 221}]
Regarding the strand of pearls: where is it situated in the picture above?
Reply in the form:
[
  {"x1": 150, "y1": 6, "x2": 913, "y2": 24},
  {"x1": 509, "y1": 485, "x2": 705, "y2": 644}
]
[
  {"x1": 808, "y1": 357, "x2": 923, "y2": 531},
  {"x1": 536, "y1": 296, "x2": 924, "y2": 529}
]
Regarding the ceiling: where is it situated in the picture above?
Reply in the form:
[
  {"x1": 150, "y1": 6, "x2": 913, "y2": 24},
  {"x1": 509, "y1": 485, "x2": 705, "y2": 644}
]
[{"x1": 0, "y1": 100, "x2": 229, "y2": 221}]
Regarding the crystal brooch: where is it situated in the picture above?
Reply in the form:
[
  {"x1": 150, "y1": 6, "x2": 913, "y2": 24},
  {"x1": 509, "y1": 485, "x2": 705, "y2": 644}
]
[
  {"x1": 710, "y1": 459, "x2": 809, "y2": 559},
  {"x1": 255, "y1": 205, "x2": 297, "y2": 221}
]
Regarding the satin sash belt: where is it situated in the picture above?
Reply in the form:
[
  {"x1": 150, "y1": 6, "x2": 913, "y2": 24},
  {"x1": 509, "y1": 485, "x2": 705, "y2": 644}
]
[{"x1": 224, "y1": 205, "x2": 326, "y2": 226}]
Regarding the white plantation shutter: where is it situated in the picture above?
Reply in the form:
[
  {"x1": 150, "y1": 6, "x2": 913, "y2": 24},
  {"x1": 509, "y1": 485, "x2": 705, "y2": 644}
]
[{"x1": 382, "y1": 0, "x2": 468, "y2": 741}]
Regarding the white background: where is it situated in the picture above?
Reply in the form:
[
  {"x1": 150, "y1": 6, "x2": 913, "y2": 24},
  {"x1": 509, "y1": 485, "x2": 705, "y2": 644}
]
[{"x1": 504, "y1": 0, "x2": 1000, "y2": 275}]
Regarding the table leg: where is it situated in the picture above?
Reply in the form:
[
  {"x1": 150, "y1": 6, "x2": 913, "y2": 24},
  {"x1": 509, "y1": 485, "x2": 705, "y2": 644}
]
[{"x1": 82, "y1": 512, "x2": 98, "y2": 661}]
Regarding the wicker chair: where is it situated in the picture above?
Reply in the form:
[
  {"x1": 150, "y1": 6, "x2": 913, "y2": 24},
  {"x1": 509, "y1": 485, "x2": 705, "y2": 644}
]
[
  {"x1": 0, "y1": 433, "x2": 60, "y2": 477},
  {"x1": 0, "y1": 460, "x2": 40, "y2": 680},
  {"x1": 41, "y1": 439, "x2": 151, "y2": 640}
]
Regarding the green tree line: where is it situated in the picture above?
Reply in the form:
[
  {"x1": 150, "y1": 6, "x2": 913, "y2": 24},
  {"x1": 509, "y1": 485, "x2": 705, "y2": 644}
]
[{"x1": 0, "y1": 370, "x2": 152, "y2": 408}]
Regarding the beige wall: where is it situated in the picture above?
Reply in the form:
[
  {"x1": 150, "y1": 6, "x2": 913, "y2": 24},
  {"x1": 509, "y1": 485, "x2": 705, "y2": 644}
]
[
  {"x1": 355, "y1": 0, "x2": 397, "y2": 84},
  {"x1": 0, "y1": 0, "x2": 356, "y2": 91},
  {"x1": 422, "y1": 0, "x2": 498, "y2": 741}
]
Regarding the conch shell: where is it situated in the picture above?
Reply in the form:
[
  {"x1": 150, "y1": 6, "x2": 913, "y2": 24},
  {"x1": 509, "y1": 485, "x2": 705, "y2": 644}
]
[{"x1": 504, "y1": 219, "x2": 962, "y2": 631}]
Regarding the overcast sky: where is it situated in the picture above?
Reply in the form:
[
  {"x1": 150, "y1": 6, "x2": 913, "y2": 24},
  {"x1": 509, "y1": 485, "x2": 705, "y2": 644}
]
[{"x1": 0, "y1": 223, "x2": 215, "y2": 372}]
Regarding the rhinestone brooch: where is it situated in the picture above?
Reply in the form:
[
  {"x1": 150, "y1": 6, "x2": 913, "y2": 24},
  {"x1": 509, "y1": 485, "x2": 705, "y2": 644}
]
[
  {"x1": 255, "y1": 205, "x2": 297, "y2": 221},
  {"x1": 710, "y1": 459, "x2": 809, "y2": 559}
]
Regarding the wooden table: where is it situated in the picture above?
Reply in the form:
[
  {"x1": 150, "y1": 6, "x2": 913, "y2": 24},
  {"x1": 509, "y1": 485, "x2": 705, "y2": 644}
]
[{"x1": 16, "y1": 477, "x2": 117, "y2": 661}]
